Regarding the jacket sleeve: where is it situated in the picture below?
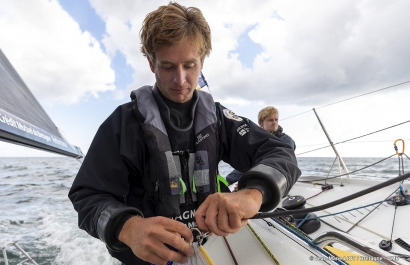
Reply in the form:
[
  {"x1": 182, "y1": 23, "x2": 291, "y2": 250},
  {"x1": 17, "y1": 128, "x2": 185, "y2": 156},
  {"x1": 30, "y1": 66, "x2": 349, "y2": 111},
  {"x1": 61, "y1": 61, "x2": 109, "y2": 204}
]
[
  {"x1": 68, "y1": 103, "x2": 144, "y2": 251},
  {"x1": 217, "y1": 104, "x2": 301, "y2": 211}
]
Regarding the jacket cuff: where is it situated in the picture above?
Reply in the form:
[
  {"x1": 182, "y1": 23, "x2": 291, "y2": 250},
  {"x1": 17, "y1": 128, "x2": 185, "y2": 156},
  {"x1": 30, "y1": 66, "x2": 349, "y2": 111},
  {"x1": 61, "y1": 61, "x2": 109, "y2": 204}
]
[
  {"x1": 97, "y1": 204, "x2": 143, "y2": 251},
  {"x1": 238, "y1": 164, "x2": 287, "y2": 212}
]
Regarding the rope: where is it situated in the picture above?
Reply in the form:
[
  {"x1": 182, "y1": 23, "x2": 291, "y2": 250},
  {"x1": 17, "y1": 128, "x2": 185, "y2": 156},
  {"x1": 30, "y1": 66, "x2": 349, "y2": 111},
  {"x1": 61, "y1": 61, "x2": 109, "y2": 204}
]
[
  {"x1": 294, "y1": 200, "x2": 384, "y2": 221},
  {"x1": 303, "y1": 153, "x2": 395, "y2": 182},
  {"x1": 305, "y1": 186, "x2": 331, "y2": 200},
  {"x1": 262, "y1": 218, "x2": 345, "y2": 265},
  {"x1": 346, "y1": 187, "x2": 399, "y2": 233},
  {"x1": 252, "y1": 171, "x2": 410, "y2": 219},
  {"x1": 273, "y1": 216, "x2": 312, "y2": 240},
  {"x1": 317, "y1": 81, "x2": 410, "y2": 110},
  {"x1": 223, "y1": 236, "x2": 238, "y2": 265},
  {"x1": 297, "y1": 119, "x2": 410, "y2": 156},
  {"x1": 282, "y1": 80, "x2": 410, "y2": 122},
  {"x1": 390, "y1": 206, "x2": 398, "y2": 242},
  {"x1": 246, "y1": 223, "x2": 280, "y2": 265},
  {"x1": 295, "y1": 213, "x2": 310, "y2": 228}
]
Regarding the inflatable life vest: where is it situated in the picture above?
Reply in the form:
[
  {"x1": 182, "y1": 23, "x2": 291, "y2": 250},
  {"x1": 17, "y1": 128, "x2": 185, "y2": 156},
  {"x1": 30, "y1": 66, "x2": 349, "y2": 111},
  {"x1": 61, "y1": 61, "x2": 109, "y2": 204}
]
[{"x1": 130, "y1": 86, "x2": 219, "y2": 217}]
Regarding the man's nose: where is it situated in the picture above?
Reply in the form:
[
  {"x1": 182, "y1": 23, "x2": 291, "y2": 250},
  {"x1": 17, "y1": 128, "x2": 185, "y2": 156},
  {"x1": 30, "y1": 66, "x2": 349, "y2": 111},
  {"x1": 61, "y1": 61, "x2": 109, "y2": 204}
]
[{"x1": 173, "y1": 66, "x2": 186, "y2": 86}]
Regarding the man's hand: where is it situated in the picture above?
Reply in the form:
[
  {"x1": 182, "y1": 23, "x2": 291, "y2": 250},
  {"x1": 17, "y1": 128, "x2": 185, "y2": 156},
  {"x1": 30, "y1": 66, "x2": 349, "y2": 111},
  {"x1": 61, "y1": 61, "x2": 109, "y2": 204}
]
[
  {"x1": 195, "y1": 189, "x2": 262, "y2": 236},
  {"x1": 118, "y1": 216, "x2": 194, "y2": 265}
]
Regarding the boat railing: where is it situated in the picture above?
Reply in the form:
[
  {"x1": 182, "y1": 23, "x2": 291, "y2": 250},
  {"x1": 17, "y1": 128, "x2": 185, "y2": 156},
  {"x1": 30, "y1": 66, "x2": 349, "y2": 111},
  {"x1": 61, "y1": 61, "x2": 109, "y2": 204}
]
[
  {"x1": 313, "y1": 231, "x2": 406, "y2": 265},
  {"x1": 1, "y1": 241, "x2": 39, "y2": 265}
]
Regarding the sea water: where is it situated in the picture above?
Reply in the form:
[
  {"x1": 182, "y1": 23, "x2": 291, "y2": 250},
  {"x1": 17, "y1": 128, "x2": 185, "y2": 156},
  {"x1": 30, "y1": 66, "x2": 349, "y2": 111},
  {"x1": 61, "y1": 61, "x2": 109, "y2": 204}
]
[{"x1": 0, "y1": 156, "x2": 409, "y2": 265}]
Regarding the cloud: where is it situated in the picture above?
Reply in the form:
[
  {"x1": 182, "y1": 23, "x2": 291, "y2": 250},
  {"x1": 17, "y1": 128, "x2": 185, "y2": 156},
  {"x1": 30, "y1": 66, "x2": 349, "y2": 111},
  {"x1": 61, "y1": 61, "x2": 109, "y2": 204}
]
[
  {"x1": 4, "y1": 0, "x2": 409, "y2": 108},
  {"x1": 0, "y1": 0, "x2": 115, "y2": 105},
  {"x1": 89, "y1": 0, "x2": 410, "y2": 107}
]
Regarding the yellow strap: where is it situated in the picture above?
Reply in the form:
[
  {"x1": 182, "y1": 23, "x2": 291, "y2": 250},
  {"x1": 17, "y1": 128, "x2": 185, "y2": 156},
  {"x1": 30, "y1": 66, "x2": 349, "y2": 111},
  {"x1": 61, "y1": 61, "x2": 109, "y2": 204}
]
[
  {"x1": 325, "y1": 246, "x2": 379, "y2": 265},
  {"x1": 199, "y1": 245, "x2": 214, "y2": 265}
]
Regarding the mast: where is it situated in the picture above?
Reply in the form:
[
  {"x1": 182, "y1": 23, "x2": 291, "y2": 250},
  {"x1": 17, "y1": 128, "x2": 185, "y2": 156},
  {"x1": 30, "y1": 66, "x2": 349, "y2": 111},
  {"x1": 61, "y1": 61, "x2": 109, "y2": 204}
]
[{"x1": 313, "y1": 108, "x2": 351, "y2": 179}]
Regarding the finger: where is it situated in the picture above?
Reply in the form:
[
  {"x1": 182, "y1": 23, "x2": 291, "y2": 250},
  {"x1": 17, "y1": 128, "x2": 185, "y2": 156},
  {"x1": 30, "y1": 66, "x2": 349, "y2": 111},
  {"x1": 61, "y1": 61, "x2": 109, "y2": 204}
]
[
  {"x1": 216, "y1": 197, "x2": 231, "y2": 233},
  {"x1": 151, "y1": 241, "x2": 188, "y2": 264},
  {"x1": 227, "y1": 211, "x2": 244, "y2": 233},
  {"x1": 158, "y1": 217, "x2": 194, "y2": 243},
  {"x1": 162, "y1": 231, "x2": 195, "y2": 258},
  {"x1": 171, "y1": 219, "x2": 194, "y2": 243},
  {"x1": 205, "y1": 196, "x2": 228, "y2": 236},
  {"x1": 226, "y1": 201, "x2": 243, "y2": 232},
  {"x1": 195, "y1": 198, "x2": 210, "y2": 231}
]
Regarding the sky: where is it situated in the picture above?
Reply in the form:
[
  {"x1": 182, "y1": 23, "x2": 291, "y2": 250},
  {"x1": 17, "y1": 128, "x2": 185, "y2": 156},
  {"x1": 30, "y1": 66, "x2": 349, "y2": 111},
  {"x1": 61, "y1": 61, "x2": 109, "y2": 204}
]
[{"x1": 1, "y1": 0, "x2": 410, "y2": 158}]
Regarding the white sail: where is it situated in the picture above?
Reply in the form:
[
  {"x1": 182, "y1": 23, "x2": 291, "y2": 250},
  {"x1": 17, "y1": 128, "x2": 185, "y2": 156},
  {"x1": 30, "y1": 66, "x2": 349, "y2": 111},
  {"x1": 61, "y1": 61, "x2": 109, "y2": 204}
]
[{"x1": 0, "y1": 49, "x2": 83, "y2": 158}]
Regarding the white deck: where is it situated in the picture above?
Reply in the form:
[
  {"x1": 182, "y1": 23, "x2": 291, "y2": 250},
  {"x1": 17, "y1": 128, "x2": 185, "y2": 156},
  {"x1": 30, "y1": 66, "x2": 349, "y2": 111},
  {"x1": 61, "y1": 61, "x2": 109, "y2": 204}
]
[
  {"x1": 288, "y1": 176, "x2": 410, "y2": 256},
  {"x1": 203, "y1": 219, "x2": 338, "y2": 265}
]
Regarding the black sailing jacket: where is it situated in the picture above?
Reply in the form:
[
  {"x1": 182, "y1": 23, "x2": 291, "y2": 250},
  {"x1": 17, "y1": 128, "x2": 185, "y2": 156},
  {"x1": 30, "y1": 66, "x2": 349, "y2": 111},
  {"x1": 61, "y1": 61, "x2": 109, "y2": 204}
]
[{"x1": 69, "y1": 86, "x2": 301, "y2": 264}]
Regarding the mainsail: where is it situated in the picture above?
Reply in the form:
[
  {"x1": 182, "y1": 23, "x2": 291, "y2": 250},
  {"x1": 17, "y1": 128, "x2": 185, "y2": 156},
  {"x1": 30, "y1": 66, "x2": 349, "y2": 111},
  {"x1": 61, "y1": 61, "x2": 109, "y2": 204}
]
[{"x1": 0, "y1": 49, "x2": 83, "y2": 158}]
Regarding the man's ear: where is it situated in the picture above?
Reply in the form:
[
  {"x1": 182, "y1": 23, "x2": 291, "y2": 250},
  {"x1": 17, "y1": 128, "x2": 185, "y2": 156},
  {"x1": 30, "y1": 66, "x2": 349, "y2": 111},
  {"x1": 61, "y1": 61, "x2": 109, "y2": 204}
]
[
  {"x1": 148, "y1": 57, "x2": 155, "y2": 73},
  {"x1": 259, "y1": 121, "x2": 263, "y2": 127},
  {"x1": 200, "y1": 57, "x2": 205, "y2": 70}
]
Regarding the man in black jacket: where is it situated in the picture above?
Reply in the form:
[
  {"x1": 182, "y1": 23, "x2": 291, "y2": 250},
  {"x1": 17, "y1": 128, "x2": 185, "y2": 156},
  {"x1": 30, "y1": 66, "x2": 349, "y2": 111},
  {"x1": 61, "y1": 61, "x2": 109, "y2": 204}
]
[{"x1": 69, "y1": 3, "x2": 301, "y2": 265}]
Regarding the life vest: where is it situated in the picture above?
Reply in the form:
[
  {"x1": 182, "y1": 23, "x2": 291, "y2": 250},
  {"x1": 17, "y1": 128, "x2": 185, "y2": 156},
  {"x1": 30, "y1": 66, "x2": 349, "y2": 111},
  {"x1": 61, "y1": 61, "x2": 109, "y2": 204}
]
[{"x1": 130, "y1": 86, "x2": 219, "y2": 217}]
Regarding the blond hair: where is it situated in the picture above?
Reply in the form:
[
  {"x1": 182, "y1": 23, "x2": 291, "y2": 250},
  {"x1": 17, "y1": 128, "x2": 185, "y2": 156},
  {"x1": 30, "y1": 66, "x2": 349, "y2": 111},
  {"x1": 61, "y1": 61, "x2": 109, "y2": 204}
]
[
  {"x1": 140, "y1": 2, "x2": 212, "y2": 62},
  {"x1": 258, "y1": 106, "x2": 279, "y2": 124}
]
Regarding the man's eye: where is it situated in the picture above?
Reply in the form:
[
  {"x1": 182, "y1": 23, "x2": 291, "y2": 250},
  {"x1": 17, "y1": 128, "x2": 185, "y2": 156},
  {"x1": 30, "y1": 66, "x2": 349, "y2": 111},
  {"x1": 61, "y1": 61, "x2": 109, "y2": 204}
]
[
  {"x1": 162, "y1": 65, "x2": 174, "y2": 69},
  {"x1": 185, "y1": 64, "x2": 195, "y2": 68}
]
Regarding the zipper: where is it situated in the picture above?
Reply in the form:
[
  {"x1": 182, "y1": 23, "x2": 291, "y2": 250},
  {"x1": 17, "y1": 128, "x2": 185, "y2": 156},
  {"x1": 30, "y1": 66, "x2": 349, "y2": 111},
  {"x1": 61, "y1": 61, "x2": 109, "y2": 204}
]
[{"x1": 173, "y1": 150, "x2": 193, "y2": 204}]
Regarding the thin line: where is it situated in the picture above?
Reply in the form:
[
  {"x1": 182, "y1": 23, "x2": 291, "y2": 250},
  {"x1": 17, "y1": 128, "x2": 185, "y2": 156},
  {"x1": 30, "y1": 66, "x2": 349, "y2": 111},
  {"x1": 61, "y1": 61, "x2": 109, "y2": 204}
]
[
  {"x1": 317, "y1": 81, "x2": 410, "y2": 110},
  {"x1": 281, "y1": 80, "x2": 410, "y2": 121},
  {"x1": 247, "y1": 223, "x2": 280, "y2": 264},
  {"x1": 223, "y1": 236, "x2": 238, "y2": 265}
]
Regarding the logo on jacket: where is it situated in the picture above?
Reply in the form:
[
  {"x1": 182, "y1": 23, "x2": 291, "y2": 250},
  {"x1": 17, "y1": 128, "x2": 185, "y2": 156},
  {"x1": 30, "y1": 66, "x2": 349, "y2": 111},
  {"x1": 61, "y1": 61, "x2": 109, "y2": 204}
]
[
  {"x1": 223, "y1": 109, "x2": 243, "y2": 121},
  {"x1": 237, "y1": 123, "x2": 249, "y2": 136},
  {"x1": 196, "y1": 133, "x2": 209, "y2": 145}
]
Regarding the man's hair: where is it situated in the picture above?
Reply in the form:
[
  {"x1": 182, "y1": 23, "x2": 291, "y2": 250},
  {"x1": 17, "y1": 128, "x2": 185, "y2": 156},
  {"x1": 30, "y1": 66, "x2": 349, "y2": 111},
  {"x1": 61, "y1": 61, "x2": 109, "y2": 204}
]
[
  {"x1": 258, "y1": 106, "x2": 279, "y2": 124},
  {"x1": 140, "y1": 2, "x2": 212, "y2": 62}
]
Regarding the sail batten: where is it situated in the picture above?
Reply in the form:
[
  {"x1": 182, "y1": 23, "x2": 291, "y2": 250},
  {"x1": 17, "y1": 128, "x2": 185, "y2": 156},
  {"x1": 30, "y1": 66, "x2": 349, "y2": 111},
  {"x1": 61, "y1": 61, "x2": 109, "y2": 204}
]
[{"x1": 0, "y1": 49, "x2": 83, "y2": 158}]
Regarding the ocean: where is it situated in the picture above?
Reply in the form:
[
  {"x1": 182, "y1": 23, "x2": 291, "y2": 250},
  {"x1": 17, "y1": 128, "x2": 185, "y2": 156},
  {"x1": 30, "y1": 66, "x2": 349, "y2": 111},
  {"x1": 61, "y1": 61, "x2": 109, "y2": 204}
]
[{"x1": 1, "y1": 156, "x2": 409, "y2": 265}]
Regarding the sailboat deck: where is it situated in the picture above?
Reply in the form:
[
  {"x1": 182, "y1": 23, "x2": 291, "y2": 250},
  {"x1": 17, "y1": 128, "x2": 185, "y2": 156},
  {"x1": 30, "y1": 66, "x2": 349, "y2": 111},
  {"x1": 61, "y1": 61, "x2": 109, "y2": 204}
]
[
  {"x1": 289, "y1": 176, "x2": 410, "y2": 255},
  {"x1": 203, "y1": 219, "x2": 338, "y2": 265}
]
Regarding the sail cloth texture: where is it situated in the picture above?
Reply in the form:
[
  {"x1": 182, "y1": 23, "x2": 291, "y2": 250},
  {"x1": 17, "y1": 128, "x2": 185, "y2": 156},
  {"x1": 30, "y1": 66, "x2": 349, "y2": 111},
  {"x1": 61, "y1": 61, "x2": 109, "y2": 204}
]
[{"x1": 0, "y1": 49, "x2": 83, "y2": 158}]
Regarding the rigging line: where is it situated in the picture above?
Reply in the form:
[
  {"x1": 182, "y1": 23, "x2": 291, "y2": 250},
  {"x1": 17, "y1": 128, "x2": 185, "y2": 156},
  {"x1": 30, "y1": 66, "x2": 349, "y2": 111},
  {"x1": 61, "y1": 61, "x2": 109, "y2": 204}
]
[
  {"x1": 246, "y1": 223, "x2": 280, "y2": 265},
  {"x1": 390, "y1": 206, "x2": 398, "y2": 242},
  {"x1": 280, "y1": 109, "x2": 312, "y2": 121},
  {"x1": 305, "y1": 187, "x2": 331, "y2": 200},
  {"x1": 316, "y1": 80, "x2": 410, "y2": 110},
  {"x1": 298, "y1": 153, "x2": 395, "y2": 182},
  {"x1": 264, "y1": 218, "x2": 346, "y2": 265},
  {"x1": 346, "y1": 188, "x2": 399, "y2": 234},
  {"x1": 281, "y1": 80, "x2": 410, "y2": 122},
  {"x1": 335, "y1": 120, "x2": 410, "y2": 145},
  {"x1": 222, "y1": 236, "x2": 238, "y2": 265},
  {"x1": 296, "y1": 120, "x2": 410, "y2": 156},
  {"x1": 296, "y1": 200, "x2": 385, "y2": 221},
  {"x1": 252, "y1": 171, "x2": 410, "y2": 219}
]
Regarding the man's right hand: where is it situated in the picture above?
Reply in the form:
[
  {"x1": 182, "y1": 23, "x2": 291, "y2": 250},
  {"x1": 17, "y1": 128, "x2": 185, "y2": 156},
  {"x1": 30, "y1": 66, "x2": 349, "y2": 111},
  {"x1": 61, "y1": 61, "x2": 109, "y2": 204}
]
[{"x1": 118, "y1": 216, "x2": 195, "y2": 265}]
